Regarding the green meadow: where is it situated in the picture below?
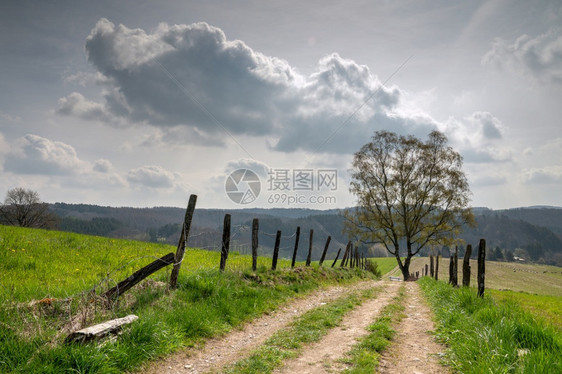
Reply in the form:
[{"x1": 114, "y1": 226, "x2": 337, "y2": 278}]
[{"x1": 0, "y1": 224, "x2": 379, "y2": 373}]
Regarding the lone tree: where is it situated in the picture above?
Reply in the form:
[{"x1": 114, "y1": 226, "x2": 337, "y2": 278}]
[
  {"x1": 0, "y1": 187, "x2": 57, "y2": 229},
  {"x1": 344, "y1": 130, "x2": 474, "y2": 280}
]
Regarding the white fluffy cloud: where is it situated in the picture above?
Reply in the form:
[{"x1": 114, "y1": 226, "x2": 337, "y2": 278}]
[
  {"x1": 483, "y1": 28, "x2": 562, "y2": 84},
  {"x1": 57, "y1": 19, "x2": 437, "y2": 154},
  {"x1": 5, "y1": 134, "x2": 86, "y2": 175},
  {"x1": 127, "y1": 165, "x2": 178, "y2": 188},
  {"x1": 444, "y1": 111, "x2": 511, "y2": 164}
]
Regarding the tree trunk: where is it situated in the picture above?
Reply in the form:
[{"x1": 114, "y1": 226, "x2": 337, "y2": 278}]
[{"x1": 399, "y1": 255, "x2": 410, "y2": 280}]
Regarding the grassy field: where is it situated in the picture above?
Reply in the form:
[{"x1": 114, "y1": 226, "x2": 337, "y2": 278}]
[
  {"x1": 420, "y1": 278, "x2": 561, "y2": 373},
  {"x1": 405, "y1": 256, "x2": 562, "y2": 297},
  {"x1": 0, "y1": 224, "x2": 299, "y2": 301},
  {"x1": 0, "y1": 225, "x2": 378, "y2": 373}
]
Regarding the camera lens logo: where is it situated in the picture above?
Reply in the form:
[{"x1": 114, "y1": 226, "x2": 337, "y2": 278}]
[{"x1": 225, "y1": 169, "x2": 261, "y2": 204}]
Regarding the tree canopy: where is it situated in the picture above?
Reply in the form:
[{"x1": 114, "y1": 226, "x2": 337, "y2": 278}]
[
  {"x1": 344, "y1": 130, "x2": 474, "y2": 280},
  {"x1": 0, "y1": 187, "x2": 57, "y2": 229}
]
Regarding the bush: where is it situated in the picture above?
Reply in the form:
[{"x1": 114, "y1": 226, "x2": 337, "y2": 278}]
[{"x1": 364, "y1": 259, "x2": 381, "y2": 278}]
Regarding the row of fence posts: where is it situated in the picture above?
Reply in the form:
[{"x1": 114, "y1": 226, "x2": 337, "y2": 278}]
[
  {"x1": 103, "y1": 194, "x2": 369, "y2": 301},
  {"x1": 218, "y1": 214, "x2": 367, "y2": 272},
  {"x1": 419, "y1": 239, "x2": 486, "y2": 297}
]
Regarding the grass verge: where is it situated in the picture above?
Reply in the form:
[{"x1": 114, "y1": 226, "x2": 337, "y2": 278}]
[
  {"x1": 0, "y1": 263, "x2": 374, "y2": 373},
  {"x1": 340, "y1": 285, "x2": 406, "y2": 373},
  {"x1": 224, "y1": 287, "x2": 381, "y2": 374},
  {"x1": 419, "y1": 277, "x2": 562, "y2": 373}
]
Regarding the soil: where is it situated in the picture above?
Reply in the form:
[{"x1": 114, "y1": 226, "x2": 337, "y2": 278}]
[
  {"x1": 141, "y1": 279, "x2": 448, "y2": 374},
  {"x1": 141, "y1": 279, "x2": 381, "y2": 374},
  {"x1": 377, "y1": 281, "x2": 449, "y2": 374},
  {"x1": 273, "y1": 281, "x2": 402, "y2": 373}
]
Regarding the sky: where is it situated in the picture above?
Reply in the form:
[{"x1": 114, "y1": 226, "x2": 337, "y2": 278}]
[{"x1": 1, "y1": 0, "x2": 561, "y2": 210}]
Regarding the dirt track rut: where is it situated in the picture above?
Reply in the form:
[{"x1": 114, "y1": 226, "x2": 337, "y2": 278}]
[{"x1": 141, "y1": 279, "x2": 381, "y2": 374}]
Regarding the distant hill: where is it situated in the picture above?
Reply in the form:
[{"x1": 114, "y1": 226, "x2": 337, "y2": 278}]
[{"x1": 47, "y1": 203, "x2": 562, "y2": 265}]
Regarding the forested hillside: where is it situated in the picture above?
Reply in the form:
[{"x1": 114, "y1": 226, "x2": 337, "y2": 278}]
[{"x1": 46, "y1": 203, "x2": 562, "y2": 265}]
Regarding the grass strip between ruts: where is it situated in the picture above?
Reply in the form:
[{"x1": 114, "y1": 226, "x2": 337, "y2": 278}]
[
  {"x1": 339, "y1": 284, "x2": 406, "y2": 373},
  {"x1": 224, "y1": 286, "x2": 382, "y2": 374}
]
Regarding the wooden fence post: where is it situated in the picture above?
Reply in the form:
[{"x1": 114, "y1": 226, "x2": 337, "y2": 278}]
[
  {"x1": 219, "y1": 214, "x2": 231, "y2": 272},
  {"x1": 452, "y1": 246, "x2": 458, "y2": 287},
  {"x1": 341, "y1": 242, "x2": 351, "y2": 267},
  {"x1": 462, "y1": 244, "x2": 472, "y2": 287},
  {"x1": 435, "y1": 255, "x2": 439, "y2": 280},
  {"x1": 449, "y1": 255, "x2": 454, "y2": 284},
  {"x1": 252, "y1": 218, "x2": 259, "y2": 271},
  {"x1": 170, "y1": 194, "x2": 197, "y2": 289},
  {"x1": 291, "y1": 226, "x2": 300, "y2": 268},
  {"x1": 272, "y1": 230, "x2": 281, "y2": 270},
  {"x1": 318, "y1": 236, "x2": 331, "y2": 266},
  {"x1": 424, "y1": 264, "x2": 428, "y2": 277},
  {"x1": 306, "y1": 229, "x2": 313, "y2": 266},
  {"x1": 331, "y1": 248, "x2": 342, "y2": 268},
  {"x1": 430, "y1": 255, "x2": 434, "y2": 277},
  {"x1": 477, "y1": 239, "x2": 486, "y2": 297},
  {"x1": 106, "y1": 252, "x2": 175, "y2": 300}
]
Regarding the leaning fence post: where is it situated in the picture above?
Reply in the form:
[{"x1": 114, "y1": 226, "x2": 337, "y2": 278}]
[
  {"x1": 331, "y1": 248, "x2": 342, "y2": 268},
  {"x1": 252, "y1": 218, "x2": 259, "y2": 271},
  {"x1": 477, "y1": 239, "x2": 486, "y2": 297},
  {"x1": 170, "y1": 194, "x2": 197, "y2": 289},
  {"x1": 340, "y1": 242, "x2": 351, "y2": 267},
  {"x1": 319, "y1": 236, "x2": 331, "y2": 266},
  {"x1": 291, "y1": 226, "x2": 300, "y2": 268},
  {"x1": 306, "y1": 229, "x2": 313, "y2": 266},
  {"x1": 462, "y1": 244, "x2": 472, "y2": 287},
  {"x1": 272, "y1": 230, "x2": 281, "y2": 270},
  {"x1": 219, "y1": 214, "x2": 231, "y2": 272}
]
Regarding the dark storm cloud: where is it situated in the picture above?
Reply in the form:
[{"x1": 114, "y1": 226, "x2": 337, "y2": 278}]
[{"x1": 57, "y1": 19, "x2": 439, "y2": 153}]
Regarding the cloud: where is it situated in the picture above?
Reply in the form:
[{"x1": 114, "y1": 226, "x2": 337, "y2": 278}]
[
  {"x1": 225, "y1": 158, "x2": 270, "y2": 178},
  {"x1": 56, "y1": 92, "x2": 114, "y2": 122},
  {"x1": 443, "y1": 111, "x2": 511, "y2": 164},
  {"x1": 483, "y1": 28, "x2": 562, "y2": 84},
  {"x1": 93, "y1": 158, "x2": 113, "y2": 173},
  {"x1": 0, "y1": 110, "x2": 21, "y2": 123},
  {"x1": 4, "y1": 134, "x2": 86, "y2": 175},
  {"x1": 522, "y1": 166, "x2": 562, "y2": 184},
  {"x1": 127, "y1": 165, "x2": 178, "y2": 188},
  {"x1": 58, "y1": 19, "x2": 439, "y2": 153}
]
